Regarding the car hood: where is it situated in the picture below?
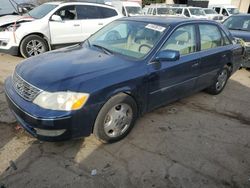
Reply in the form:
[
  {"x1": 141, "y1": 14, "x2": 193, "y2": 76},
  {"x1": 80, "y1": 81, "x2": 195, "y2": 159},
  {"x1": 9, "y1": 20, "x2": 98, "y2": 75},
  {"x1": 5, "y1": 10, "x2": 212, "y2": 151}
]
[
  {"x1": 0, "y1": 15, "x2": 34, "y2": 26},
  {"x1": 16, "y1": 44, "x2": 135, "y2": 92},
  {"x1": 229, "y1": 30, "x2": 250, "y2": 42},
  {"x1": 191, "y1": 15, "x2": 207, "y2": 19}
]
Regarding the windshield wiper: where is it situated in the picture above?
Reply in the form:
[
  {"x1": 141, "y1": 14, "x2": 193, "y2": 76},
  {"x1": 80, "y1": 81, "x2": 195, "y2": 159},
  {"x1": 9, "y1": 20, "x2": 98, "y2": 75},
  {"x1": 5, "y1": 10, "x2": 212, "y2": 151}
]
[{"x1": 92, "y1": 44, "x2": 113, "y2": 55}]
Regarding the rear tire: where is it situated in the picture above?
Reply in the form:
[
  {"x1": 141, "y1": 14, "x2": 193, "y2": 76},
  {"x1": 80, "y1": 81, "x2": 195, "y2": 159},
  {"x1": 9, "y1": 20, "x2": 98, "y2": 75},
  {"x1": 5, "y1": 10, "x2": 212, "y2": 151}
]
[
  {"x1": 206, "y1": 65, "x2": 230, "y2": 95},
  {"x1": 93, "y1": 93, "x2": 138, "y2": 143},
  {"x1": 20, "y1": 35, "x2": 49, "y2": 58}
]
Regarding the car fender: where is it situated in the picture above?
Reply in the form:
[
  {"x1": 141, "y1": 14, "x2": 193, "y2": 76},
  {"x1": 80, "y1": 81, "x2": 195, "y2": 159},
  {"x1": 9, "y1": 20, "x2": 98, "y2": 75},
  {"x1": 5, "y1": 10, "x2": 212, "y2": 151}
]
[{"x1": 14, "y1": 19, "x2": 50, "y2": 45}]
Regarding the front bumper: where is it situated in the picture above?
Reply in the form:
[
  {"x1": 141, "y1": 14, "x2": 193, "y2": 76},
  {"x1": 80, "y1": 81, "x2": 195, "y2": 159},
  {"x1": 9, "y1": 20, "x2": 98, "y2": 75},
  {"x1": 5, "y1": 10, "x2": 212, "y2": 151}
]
[
  {"x1": 0, "y1": 31, "x2": 19, "y2": 56},
  {"x1": 4, "y1": 77, "x2": 97, "y2": 141}
]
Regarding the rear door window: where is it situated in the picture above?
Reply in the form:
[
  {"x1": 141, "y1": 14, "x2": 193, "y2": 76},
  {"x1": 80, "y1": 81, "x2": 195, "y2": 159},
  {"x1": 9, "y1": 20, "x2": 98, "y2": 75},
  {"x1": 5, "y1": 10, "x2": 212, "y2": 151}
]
[
  {"x1": 199, "y1": 24, "x2": 223, "y2": 50},
  {"x1": 98, "y1": 7, "x2": 117, "y2": 18},
  {"x1": 76, "y1": 5, "x2": 102, "y2": 19}
]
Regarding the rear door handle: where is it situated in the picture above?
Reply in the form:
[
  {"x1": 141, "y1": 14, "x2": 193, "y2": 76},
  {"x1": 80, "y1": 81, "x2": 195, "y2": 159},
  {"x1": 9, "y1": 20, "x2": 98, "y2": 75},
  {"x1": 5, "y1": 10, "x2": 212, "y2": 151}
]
[
  {"x1": 73, "y1": 24, "x2": 80, "y2": 27},
  {"x1": 192, "y1": 62, "x2": 199, "y2": 67}
]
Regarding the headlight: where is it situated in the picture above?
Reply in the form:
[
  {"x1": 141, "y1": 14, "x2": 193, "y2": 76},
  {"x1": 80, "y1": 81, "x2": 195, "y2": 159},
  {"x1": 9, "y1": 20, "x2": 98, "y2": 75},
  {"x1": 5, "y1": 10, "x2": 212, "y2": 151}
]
[
  {"x1": 33, "y1": 91, "x2": 89, "y2": 111},
  {"x1": 244, "y1": 42, "x2": 250, "y2": 47},
  {"x1": 4, "y1": 24, "x2": 21, "y2": 32}
]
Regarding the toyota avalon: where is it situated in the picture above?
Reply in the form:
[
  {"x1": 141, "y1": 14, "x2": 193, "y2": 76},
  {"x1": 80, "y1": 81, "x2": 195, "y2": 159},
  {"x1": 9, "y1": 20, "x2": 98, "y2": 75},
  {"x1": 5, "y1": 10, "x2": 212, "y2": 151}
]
[{"x1": 5, "y1": 17, "x2": 244, "y2": 143}]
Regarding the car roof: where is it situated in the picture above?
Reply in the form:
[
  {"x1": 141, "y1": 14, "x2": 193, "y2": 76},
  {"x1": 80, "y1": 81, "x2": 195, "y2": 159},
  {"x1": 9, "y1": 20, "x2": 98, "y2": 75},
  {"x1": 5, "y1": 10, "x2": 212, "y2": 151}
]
[
  {"x1": 45, "y1": 1, "x2": 115, "y2": 8},
  {"x1": 230, "y1": 14, "x2": 250, "y2": 17},
  {"x1": 119, "y1": 16, "x2": 216, "y2": 26}
]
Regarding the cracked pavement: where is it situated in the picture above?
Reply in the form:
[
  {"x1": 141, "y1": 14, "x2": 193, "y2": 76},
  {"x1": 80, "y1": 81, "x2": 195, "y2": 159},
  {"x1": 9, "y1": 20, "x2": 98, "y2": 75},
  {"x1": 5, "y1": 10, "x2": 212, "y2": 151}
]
[{"x1": 0, "y1": 53, "x2": 250, "y2": 188}]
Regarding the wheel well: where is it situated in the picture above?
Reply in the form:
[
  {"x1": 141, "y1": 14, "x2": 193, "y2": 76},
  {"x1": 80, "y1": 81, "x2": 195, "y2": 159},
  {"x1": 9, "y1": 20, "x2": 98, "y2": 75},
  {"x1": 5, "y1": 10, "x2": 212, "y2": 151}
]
[
  {"x1": 91, "y1": 91, "x2": 140, "y2": 133},
  {"x1": 226, "y1": 63, "x2": 233, "y2": 74},
  {"x1": 122, "y1": 91, "x2": 141, "y2": 115},
  {"x1": 19, "y1": 33, "x2": 50, "y2": 52}
]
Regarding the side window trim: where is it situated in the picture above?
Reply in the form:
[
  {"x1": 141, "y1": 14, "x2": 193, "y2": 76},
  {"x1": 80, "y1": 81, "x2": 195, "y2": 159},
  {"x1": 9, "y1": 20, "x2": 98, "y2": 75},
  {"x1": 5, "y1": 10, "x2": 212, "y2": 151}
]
[{"x1": 219, "y1": 28, "x2": 232, "y2": 46}]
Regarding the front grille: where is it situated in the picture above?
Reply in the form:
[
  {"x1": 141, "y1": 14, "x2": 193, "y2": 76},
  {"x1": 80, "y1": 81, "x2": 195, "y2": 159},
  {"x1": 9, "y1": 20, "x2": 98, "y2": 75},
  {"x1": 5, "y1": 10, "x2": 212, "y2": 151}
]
[{"x1": 12, "y1": 71, "x2": 42, "y2": 101}]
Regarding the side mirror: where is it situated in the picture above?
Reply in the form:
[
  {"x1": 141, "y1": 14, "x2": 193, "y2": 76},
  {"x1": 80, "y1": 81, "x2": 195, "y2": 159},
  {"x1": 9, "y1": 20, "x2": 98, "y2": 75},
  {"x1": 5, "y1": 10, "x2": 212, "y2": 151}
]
[
  {"x1": 51, "y1": 15, "x2": 62, "y2": 22},
  {"x1": 155, "y1": 50, "x2": 180, "y2": 62}
]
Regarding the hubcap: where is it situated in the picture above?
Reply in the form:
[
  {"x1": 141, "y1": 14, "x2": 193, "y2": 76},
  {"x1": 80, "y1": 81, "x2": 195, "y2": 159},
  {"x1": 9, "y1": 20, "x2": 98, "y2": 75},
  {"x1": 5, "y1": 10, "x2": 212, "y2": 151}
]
[
  {"x1": 26, "y1": 40, "x2": 45, "y2": 56},
  {"x1": 216, "y1": 69, "x2": 228, "y2": 91},
  {"x1": 104, "y1": 103, "x2": 133, "y2": 138}
]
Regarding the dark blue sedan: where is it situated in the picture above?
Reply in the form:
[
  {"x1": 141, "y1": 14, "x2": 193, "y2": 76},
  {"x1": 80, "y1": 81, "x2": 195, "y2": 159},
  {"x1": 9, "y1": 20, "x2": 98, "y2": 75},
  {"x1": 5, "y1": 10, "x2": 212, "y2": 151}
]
[
  {"x1": 4, "y1": 17, "x2": 244, "y2": 142},
  {"x1": 223, "y1": 14, "x2": 250, "y2": 68}
]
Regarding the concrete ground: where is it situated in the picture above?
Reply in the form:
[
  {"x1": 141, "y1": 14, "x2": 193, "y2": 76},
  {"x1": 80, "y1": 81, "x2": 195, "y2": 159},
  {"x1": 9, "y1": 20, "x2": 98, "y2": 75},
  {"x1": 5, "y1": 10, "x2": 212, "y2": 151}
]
[{"x1": 0, "y1": 53, "x2": 250, "y2": 188}]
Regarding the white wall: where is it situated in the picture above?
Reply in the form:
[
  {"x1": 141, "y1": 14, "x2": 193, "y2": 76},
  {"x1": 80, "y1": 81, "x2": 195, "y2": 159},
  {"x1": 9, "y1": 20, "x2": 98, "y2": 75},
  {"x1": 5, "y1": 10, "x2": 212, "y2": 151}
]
[{"x1": 208, "y1": 0, "x2": 232, "y2": 5}]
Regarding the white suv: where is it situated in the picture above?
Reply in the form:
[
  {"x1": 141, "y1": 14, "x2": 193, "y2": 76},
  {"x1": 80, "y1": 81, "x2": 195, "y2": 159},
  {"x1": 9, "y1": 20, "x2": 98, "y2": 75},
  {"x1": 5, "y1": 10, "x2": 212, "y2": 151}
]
[{"x1": 0, "y1": 2, "x2": 122, "y2": 58}]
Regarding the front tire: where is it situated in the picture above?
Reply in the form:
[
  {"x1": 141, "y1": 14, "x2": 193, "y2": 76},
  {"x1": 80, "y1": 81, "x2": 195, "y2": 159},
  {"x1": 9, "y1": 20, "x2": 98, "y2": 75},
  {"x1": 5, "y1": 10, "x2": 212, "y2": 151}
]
[
  {"x1": 20, "y1": 35, "x2": 49, "y2": 58},
  {"x1": 206, "y1": 66, "x2": 230, "y2": 95},
  {"x1": 93, "y1": 93, "x2": 138, "y2": 143}
]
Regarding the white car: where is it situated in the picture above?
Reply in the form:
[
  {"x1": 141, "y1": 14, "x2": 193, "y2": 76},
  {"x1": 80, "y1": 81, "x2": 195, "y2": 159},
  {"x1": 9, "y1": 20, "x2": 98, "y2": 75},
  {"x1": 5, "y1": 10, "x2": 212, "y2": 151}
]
[
  {"x1": 203, "y1": 8, "x2": 223, "y2": 22},
  {"x1": 209, "y1": 5, "x2": 240, "y2": 20},
  {"x1": 159, "y1": 7, "x2": 207, "y2": 19},
  {"x1": 0, "y1": 2, "x2": 122, "y2": 58},
  {"x1": 182, "y1": 7, "x2": 207, "y2": 19},
  {"x1": 108, "y1": 1, "x2": 142, "y2": 17}
]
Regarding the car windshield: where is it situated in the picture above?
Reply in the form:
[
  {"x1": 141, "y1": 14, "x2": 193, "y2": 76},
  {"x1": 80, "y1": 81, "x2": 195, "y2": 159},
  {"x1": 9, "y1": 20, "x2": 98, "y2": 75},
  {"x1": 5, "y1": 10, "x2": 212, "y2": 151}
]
[
  {"x1": 189, "y1": 8, "x2": 205, "y2": 16},
  {"x1": 223, "y1": 16, "x2": 250, "y2": 31},
  {"x1": 204, "y1": 9, "x2": 217, "y2": 14},
  {"x1": 227, "y1": 8, "x2": 239, "y2": 15},
  {"x1": 125, "y1": 7, "x2": 142, "y2": 15},
  {"x1": 28, "y1": 3, "x2": 57, "y2": 19},
  {"x1": 0, "y1": 0, "x2": 17, "y2": 15},
  {"x1": 88, "y1": 20, "x2": 167, "y2": 59},
  {"x1": 157, "y1": 7, "x2": 167, "y2": 15}
]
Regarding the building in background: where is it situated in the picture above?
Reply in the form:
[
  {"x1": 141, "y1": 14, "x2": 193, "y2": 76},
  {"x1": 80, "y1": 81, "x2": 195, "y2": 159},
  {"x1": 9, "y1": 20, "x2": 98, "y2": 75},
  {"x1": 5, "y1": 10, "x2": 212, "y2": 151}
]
[{"x1": 165, "y1": 0, "x2": 250, "y2": 13}]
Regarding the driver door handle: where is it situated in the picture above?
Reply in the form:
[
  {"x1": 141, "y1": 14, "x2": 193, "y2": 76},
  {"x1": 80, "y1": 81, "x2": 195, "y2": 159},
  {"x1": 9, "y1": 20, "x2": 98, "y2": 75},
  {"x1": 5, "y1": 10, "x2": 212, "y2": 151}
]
[{"x1": 73, "y1": 24, "x2": 80, "y2": 27}]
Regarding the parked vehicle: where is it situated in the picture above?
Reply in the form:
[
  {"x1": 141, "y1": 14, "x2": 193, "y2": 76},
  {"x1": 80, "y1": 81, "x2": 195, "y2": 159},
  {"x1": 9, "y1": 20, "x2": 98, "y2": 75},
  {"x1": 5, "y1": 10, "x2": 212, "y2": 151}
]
[
  {"x1": 144, "y1": 4, "x2": 169, "y2": 16},
  {"x1": 223, "y1": 14, "x2": 250, "y2": 68},
  {"x1": 0, "y1": 2, "x2": 122, "y2": 58},
  {"x1": 145, "y1": 6, "x2": 207, "y2": 19},
  {"x1": 210, "y1": 5, "x2": 239, "y2": 19},
  {"x1": 122, "y1": 2, "x2": 142, "y2": 16},
  {"x1": 142, "y1": 5, "x2": 149, "y2": 15},
  {"x1": 165, "y1": 7, "x2": 184, "y2": 17},
  {"x1": 5, "y1": 17, "x2": 243, "y2": 142},
  {"x1": 183, "y1": 7, "x2": 207, "y2": 19},
  {"x1": 203, "y1": 8, "x2": 223, "y2": 22},
  {"x1": 109, "y1": 1, "x2": 141, "y2": 17}
]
